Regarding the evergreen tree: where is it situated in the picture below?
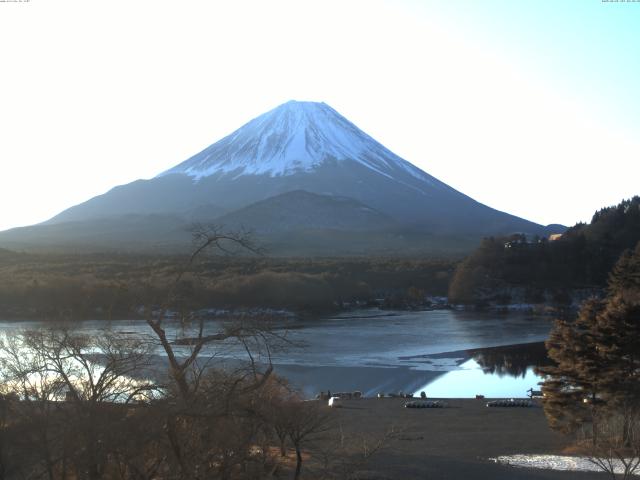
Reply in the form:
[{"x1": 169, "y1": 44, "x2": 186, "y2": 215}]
[
  {"x1": 540, "y1": 299, "x2": 605, "y2": 433},
  {"x1": 608, "y1": 243, "x2": 640, "y2": 302},
  {"x1": 597, "y1": 247, "x2": 640, "y2": 445},
  {"x1": 540, "y1": 242, "x2": 640, "y2": 436},
  {"x1": 596, "y1": 297, "x2": 640, "y2": 407}
]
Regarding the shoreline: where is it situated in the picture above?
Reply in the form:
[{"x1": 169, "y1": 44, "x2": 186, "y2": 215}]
[
  {"x1": 283, "y1": 341, "x2": 550, "y2": 400},
  {"x1": 0, "y1": 297, "x2": 571, "y2": 323}
]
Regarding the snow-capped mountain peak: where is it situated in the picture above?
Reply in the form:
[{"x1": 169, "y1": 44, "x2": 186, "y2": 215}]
[
  {"x1": 3, "y1": 100, "x2": 551, "y2": 253},
  {"x1": 158, "y1": 100, "x2": 430, "y2": 183}
]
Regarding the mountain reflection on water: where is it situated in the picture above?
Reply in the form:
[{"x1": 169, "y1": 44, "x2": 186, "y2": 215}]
[{"x1": 412, "y1": 342, "x2": 554, "y2": 398}]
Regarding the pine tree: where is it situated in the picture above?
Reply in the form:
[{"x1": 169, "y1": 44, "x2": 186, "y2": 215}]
[
  {"x1": 596, "y1": 251, "x2": 640, "y2": 445},
  {"x1": 596, "y1": 297, "x2": 640, "y2": 406},
  {"x1": 540, "y1": 242, "x2": 640, "y2": 436},
  {"x1": 608, "y1": 243, "x2": 640, "y2": 303},
  {"x1": 540, "y1": 299, "x2": 605, "y2": 434}
]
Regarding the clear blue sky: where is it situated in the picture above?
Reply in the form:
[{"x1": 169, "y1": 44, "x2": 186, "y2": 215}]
[{"x1": 0, "y1": 0, "x2": 638, "y2": 231}]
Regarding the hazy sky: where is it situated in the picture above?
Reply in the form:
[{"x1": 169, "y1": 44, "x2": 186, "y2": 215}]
[{"x1": 1, "y1": 0, "x2": 638, "y2": 231}]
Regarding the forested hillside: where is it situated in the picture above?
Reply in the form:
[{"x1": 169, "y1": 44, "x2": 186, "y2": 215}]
[{"x1": 449, "y1": 197, "x2": 640, "y2": 304}]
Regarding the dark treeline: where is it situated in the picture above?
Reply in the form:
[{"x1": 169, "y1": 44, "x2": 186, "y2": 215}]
[
  {"x1": 449, "y1": 196, "x2": 640, "y2": 304},
  {"x1": 0, "y1": 253, "x2": 455, "y2": 320},
  {"x1": 470, "y1": 342, "x2": 553, "y2": 379}
]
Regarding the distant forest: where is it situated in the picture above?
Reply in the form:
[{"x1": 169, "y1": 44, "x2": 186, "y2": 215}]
[
  {"x1": 0, "y1": 253, "x2": 454, "y2": 320},
  {"x1": 449, "y1": 196, "x2": 640, "y2": 304}
]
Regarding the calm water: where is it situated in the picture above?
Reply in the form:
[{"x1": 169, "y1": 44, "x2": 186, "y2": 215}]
[
  {"x1": 0, "y1": 309, "x2": 553, "y2": 398},
  {"x1": 416, "y1": 358, "x2": 542, "y2": 398}
]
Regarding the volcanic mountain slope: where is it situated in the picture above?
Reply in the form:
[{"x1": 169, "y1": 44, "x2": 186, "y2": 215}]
[
  {"x1": 0, "y1": 100, "x2": 560, "y2": 254},
  {"x1": 214, "y1": 190, "x2": 396, "y2": 234}
]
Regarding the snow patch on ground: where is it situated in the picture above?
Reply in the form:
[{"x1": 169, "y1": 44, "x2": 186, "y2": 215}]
[{"x1": 493, "y1": 454, "x2": 640, "y2": 475}]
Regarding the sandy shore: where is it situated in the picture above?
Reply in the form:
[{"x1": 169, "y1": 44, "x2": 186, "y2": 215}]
[{"x1": 319, "y1": 397, "x2": 608, "y2": 480}]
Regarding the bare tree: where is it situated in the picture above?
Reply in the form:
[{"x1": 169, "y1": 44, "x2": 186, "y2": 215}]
[
  {"x1": 0, "y1": 226, "x2": 296, "y2": 479},
  {"x1": 0, "y1": 328, "x2": 158, "y2": 480},
  {"x1": 280, "y1": 401, "x2": 333, "y2": 480},
  {"x1": 0, "y1": 332, "x2": 67, "y2": 479},
  {"x1": 583, "y1": 408, "x2": 640, "y2": 480},
  {"x1": 141, "y1": 225, "x2": 265, "y2": 402},
  {"x1": 135, "y1": 225, "x2": 297, "y2": 479},
  {"x1": 313, "y1": 423, "x2": 401, "y2": 480}
]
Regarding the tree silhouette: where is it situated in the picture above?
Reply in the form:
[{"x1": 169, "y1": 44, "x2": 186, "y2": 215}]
[{"x1": 540, "y1": 242, "x2": 640, "y2": 473}]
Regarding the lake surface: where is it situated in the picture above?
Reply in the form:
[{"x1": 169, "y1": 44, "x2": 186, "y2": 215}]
[{"x1": 0, "y1": 309, "x2": 553, "y2": 399}]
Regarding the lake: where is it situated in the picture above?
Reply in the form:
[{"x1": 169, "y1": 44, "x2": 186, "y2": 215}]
[{"x1": 0, "y1": 308, "x2": 553, "y2": 399}]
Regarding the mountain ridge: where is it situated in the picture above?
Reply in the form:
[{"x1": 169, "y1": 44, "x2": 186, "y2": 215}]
[{"x1": 213, "y1": 190, "x2": 397, "y2": 234}]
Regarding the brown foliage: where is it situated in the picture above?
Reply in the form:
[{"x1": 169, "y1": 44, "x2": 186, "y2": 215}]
[{"x1": 0, "y1": 252, "x2": 455, "y2": 318}]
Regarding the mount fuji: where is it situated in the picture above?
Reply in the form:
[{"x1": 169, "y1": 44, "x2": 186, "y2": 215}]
[
  {"x1": 159, "y1": 100, "x2": 438, "y2": 183},
  {"x1": 0, "y1": 101, "x2": 559, "y2": 254}
]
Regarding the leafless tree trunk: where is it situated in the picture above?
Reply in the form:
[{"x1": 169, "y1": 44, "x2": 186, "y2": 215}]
[
  {"x1": 136, "y1": 226, "x2": 298, "y2": 479},
  {"x1": 584, "y1": 409, "x2": 640, "y2": 480},
  {"x1": 281, "y1": 401, "x2": 332, "y2": 480},
  {"x1": 1, "y1": 327, "x2": 157, "y2": 480}
]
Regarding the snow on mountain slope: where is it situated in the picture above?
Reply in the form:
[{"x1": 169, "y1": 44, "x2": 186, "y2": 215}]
[{"x1": 159, "y1": 100, "x2": 437, "y2": 186}]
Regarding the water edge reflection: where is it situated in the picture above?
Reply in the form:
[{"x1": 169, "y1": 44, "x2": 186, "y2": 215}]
[{"x1": 412, "y1": 342, "x2": 554, "y2": 398}]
